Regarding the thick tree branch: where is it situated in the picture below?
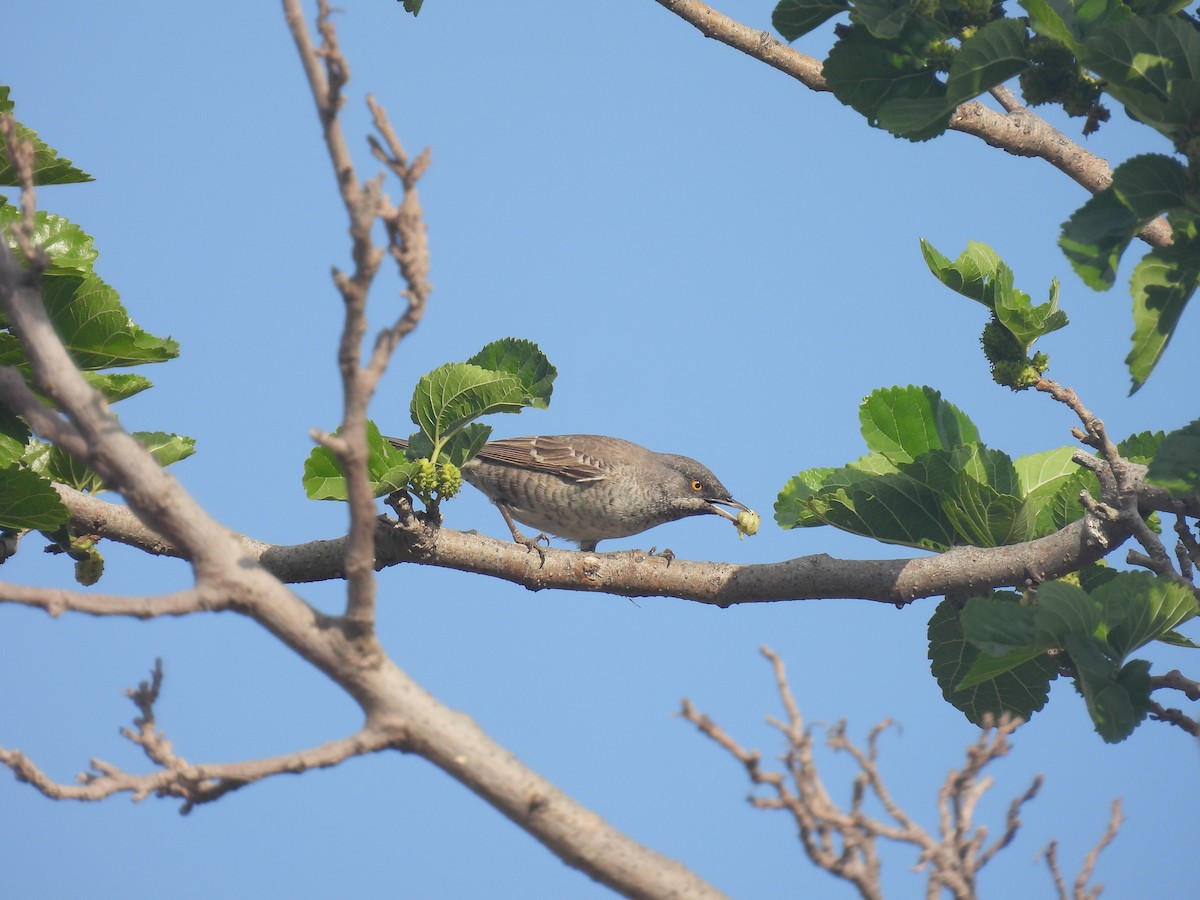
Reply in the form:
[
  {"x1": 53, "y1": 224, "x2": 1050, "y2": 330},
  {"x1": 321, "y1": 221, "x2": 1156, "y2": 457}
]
[
  {"x1": 46, "y1": 480, "x2": 1133, "y2": 606},
  {"x1": 653, "y1": 0, "x2": 1172, "y2": 248}
]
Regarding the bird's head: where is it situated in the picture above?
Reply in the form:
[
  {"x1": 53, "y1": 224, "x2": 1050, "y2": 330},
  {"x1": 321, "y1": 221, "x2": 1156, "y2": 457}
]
[{"x1": 658, "y1": 454, "x2": 752, "y2": 523}]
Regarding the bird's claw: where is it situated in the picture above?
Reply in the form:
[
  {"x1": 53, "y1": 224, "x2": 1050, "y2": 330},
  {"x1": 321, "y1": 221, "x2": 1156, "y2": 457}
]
[{"x1": 514, "y1": 531, "x2": 550, "y2": 566}]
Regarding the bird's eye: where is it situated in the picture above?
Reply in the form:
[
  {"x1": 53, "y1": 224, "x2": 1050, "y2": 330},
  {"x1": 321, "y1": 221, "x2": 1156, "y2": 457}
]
[{"x1": 691, "y1": 480, "x2": 704, "y2": 492}]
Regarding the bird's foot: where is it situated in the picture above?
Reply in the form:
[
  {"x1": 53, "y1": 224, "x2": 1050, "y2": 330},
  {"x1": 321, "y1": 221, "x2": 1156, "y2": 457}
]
[{"x1": 512, "y1": 530, "x2": 551, "y2": 566}]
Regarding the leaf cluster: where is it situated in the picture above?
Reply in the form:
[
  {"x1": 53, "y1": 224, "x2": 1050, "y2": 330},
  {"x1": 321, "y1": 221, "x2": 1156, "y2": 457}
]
[
  {"x1": 773, "y1": 1, "x2": 1200, "y2": 388},
  {"x1": 0, "y1": 87, "x2": 193, "y2": 582},
  {"x1": 922, "y1": 239, "x2": 1066, "y2": 389},
  {"x1": 302, "y1": 338, "x2": 556, "y2": 509},
  {"x1": 931, "y1": 572, "x2": 1198, "y2": 741},
  {"x1": 774, "y1": 385, "x2": 1095, "y2": 550}
]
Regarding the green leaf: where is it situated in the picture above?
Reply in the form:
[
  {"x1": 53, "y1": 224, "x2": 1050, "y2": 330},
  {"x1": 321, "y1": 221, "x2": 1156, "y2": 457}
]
[
  {"x1": 1061, "y1": 155, "x2": 1190, "y2": 292},
  {"x1": 921, "y1": 239, "x2": 1005, "y2": 307},
  {"x1": 774, "y1": 466, "x2": 840, "y2": 528},
  {"x1": 1034, "y1": 580, "x2": 1101, "y2": 645},
  {"x1": 0, "y1": 273, "x2": 179, "y2": 371},
  {"x1": 81, "y1": 372, "x2": 154, "y2": 404},
  {"x1": 858, "y1": 385, "x2": 980, "y2": 464},
  {"x1": 1070, "y1": 634, "x2": 1152, "y2": 743},
  {"x1": 823, "y1": 22, "x2": 944, "y2": 124},
  {"x1": 1015, "y1": 446, "x2": 1093, "y2": 534},
  {"x1": 778, "y1": 462, "x2": 957, "y2": 549},
  {"x1": 1042, "y1": 467, "x2": 1098, "y2": 532},
  {"x1": 132, "y1": 431, "x2": 196, "y2": 468},
  {"x1": 401, "y1": 0, "x2": 425, "y2": 14},
  {"x1": 940, "y1": 465, "x2": 1027, "y2": 547},
  {"x1": 410, "y1": 363, "x2": 531, "y2": 449},
  {"x1": 1084, "y1": 16, "x2": 1200, "y2": 141},
  {"x1": 773, "y1": 0, "x2": 849, "y2": 41},
  {"x1": 0, "y1": 205, "x2": 99, "y2": 273},
  {"x1": 929, "y1": 599, "x2": 1057, "y2": 725},
  {"x1": 1147, "y1": 419, "x2": 1200, "y2": 497},
  {"x1": 1157, "y1": 628, "x2": 1200, "y2": 648},
  {"x1": 0, "y1": 401, "x2": 30, "y2": 468},
  {"x1": 303, "y1": 420, "x2": 416, "y2": 501},
  {"x1": 42, "y1": 445, "x2": 104, "y2": 494},
  {"x1": 466, "y1": 337, "x2": 556, "y2": 410},
  {"x1": 1118, "y1": 430, "x2": 1164, "y2": 464},
  {"x1": 0, "y1": 464, "x2": 68, "y2": 530},
  {"x1": 1094, "y1": 571, "x2": 1198, "y2": 657},
  {"x1": 1126, "y1": 213, "x2": 1200, "y2": 391},
  {"x1": 1020, "y1": 0, "x2": 1133, "y2": 54},
  {"x1": 853, "y1": 0, "x2": 916, "y2": 40},
  {"x1": 961, "y1": 593, "x2": 1037, "y2": 656},
  {"x1": 944, "y1": 18, "x2": 1030, "y2": 106},
  {"x1": 0, "y1": 88, "x2": 94, "y2": 186}
]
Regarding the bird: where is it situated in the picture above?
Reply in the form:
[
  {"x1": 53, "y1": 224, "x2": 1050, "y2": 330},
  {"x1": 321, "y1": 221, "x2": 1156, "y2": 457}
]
[{"x1": 386, "y1": 433, "x2": 753, "y2": 552}]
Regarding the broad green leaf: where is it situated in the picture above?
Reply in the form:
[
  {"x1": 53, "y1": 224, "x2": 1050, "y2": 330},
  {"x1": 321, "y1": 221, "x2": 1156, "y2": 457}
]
[
  {"x1": 410, "y1": 362, "x2": 531, "y2": 449},
  {"x1": 1157, "y1": 629, "x2": 1200, "y2": 648},
  {"x1": 1070, "y1": 636, "x2": 1152, "y2": 743},
  {"x1": 823, "y1": 22, "x2": 944, "y2": 123},
  {"x1": 773, "y1": 0, "x2": 849, "y2": 40},
  {"x1": 44, "y1": 445, "x2": 104, "y2": 494},
  {"x1": 1084, "y1": 16, "x2": 1200, "y2": 140},
  {"x1": 941, "y1": 470, "x2": 1027, "y2": 547},
  {"x1": 0, "y1": 464, "x2": 68, "y2": 530},
  {"x1": 0, "y1": 205, "x2": 98, "y2": 273},
  {"x1": 1127, "y1": 214, "x2": 1200, "y2": 391},
  {"x1": 875, "y1": 97, "x2": 956, "y2": 142},
  {"x1": 1014, "y1": 446, "x2": 1082, "y2": 495},
  {"x1": 923, "y1": 239, "x2": 1066, "y2": 351},
  {"x1": 404, "y1": 422, "x2": 492, "y2": 468},
  {"x1": 853, "y1": 0, "x2": 916, "y2": 40},
  {"x1": 1146, "y1": 418, "x2": 1200, "y2": 497},
  {"x1": 929, "y1": 599, "x2": 1057, "y2": 725},
  {"x1": 0, "y1": 88, "x2": 94, "y2": 186},
  {"x1": 944, "y1": 18, "x2": 1030, "y2": 106},
  {"x1": 1042, "y1": 467, "x2": 1098, "y2": 532},
  {"x1": 774, "y1": 467, "x2": 839, "y2": 528},
  {"x1": 36, "y1": 431, "x2": 194, "y2": 494},
  {"x1": 81, "y1": 372, "x2": 154, "y2": 404},
  {"x1": 1034, "y1": 580, "x2": 1101, "y2": 645},
  {"x1": 0, "y1": 273, "x2": 178, "y2": 370},
  {"x1": 1118, "y1": 430, "x2": 1164, "y2": 463},
  {"x1": 859, "y1": 385, "x2": 980, "y2": 464},
  {"x1": 466, "y1": 338, "x2": 556, "y2": 410},
  {"x1": 1021, "y1": 0, "x2": 1132, "y2": 53},
  {"x1": 1094, "y1": 571, "x2": 1198, "y2": 657},
  {"x1": 303, "y1": 420, "x2": 416, "y2": 501},
  {"x1": 921, "y1": 239, "x2": 1004, "y2": 307},
  {"x1": 961, "y1": 593, "x2": 1037, "y2": 656},
  {"x1": 0, "y1": 401, "x2": 29, "y2": 468},
  {"x1": 789, "y1": 465, "x2": 957, "y2": 550},
  {"x1": 133, "y1": 431, "x2": 197, "y2": 468},
  {"x1": 994, "y1": 276, "x2": 1068, "y2": 351}
]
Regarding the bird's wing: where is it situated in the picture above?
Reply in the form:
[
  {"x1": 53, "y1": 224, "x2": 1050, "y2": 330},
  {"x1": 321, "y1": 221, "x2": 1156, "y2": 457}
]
[{"x1": 478, "y1": 436, "x2": 610, "y2": 483}]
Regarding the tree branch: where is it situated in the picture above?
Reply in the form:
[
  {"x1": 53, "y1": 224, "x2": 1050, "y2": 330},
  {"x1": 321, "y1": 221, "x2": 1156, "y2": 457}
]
[
  {"x1": 0, "y1": 661, "x2": 394, "y2": 814},
  {"x1": 682, "y1": 647, "x2": 1067, "y2": 899},
  {"x1": 652, "y1": 0, "x2": 1171, "y2": 248},
  {"x1": 283, "y1": 0, "x2": 431, "y2": 639}
]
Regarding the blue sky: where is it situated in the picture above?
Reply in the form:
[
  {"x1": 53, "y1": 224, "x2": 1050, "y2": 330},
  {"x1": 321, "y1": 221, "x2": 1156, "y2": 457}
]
[{"x1": 3, "y1": 2, "x2": 1197, "y2": 898}]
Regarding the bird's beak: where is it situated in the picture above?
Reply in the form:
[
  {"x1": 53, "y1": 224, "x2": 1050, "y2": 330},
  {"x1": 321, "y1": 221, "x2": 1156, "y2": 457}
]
[{"x1": 706, "y1": 497, "x2": 752, "y2": 522}]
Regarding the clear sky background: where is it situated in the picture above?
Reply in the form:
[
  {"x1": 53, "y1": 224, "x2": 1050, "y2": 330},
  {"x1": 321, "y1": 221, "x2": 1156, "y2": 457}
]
[{"x1": 3, "y1": 2, "x2": 1197, "y2": 898}]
